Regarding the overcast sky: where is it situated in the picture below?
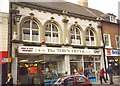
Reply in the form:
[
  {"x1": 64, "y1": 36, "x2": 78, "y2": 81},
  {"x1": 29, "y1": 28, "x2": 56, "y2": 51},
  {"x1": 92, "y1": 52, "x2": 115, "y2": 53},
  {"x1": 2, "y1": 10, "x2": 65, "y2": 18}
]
[{"x1": 0, "y1": 0, "x2": 119, "y2": 17}]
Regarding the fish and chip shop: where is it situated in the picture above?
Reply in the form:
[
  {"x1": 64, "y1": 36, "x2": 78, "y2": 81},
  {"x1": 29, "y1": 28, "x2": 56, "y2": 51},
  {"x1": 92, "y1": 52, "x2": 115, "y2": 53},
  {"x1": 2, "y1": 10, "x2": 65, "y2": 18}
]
[{"x1": 11, "y1": 46, "x2": 104, "y2": 84}]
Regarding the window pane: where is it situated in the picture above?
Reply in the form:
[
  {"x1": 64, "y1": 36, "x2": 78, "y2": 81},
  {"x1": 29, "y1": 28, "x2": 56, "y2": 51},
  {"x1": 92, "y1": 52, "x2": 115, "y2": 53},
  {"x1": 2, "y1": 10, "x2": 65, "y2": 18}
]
[
  {"x1": 23, "y1": 29, "x2": 30, "y2": 40},
  {"x1": 90, "y1": 30, "x2": 93, "y2": 36},
  {"x1": 32, "y1": 31, "x2": 38, "y2": 41},
  {"x1": 91, "y1": 37, "x2": 94, "y2": 41},
  {"x1": 32, "y1": 21, "x2": 38, "y2": 29},
  {"x1": 23, "y1": 21, "x2": 30, "y2": 28}
]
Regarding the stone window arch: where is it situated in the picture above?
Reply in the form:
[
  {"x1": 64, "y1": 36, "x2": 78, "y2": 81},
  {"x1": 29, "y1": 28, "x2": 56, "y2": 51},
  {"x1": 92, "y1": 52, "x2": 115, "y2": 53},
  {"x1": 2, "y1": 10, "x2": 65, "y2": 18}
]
[
  {"x1": 85, "y1": 27, "x2": 96, "y2": 46},
  {"x1": 44, "y1": 20, "x2": 62, "y2": 44},
  {"x1": 20, "y1": 16, "x2": 42, "y2": 42},
  {"x1": 70, "y1": 25, "x2": 83, "y2": 45}
]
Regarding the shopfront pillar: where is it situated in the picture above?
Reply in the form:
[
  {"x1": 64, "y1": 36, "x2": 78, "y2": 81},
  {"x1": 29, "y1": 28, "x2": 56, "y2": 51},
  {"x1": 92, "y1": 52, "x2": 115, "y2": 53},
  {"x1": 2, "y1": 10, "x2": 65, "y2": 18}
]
[
  {"x1": 64, "y1": 55, "x2": 70, "y2": 75},
  {"x1": 11, "y1": 44, "x2": 18, "y2": 84}
]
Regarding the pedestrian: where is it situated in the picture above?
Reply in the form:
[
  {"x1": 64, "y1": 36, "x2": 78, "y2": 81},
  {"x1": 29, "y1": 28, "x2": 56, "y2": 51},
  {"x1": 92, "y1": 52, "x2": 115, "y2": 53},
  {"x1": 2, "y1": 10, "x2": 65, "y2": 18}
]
[
  {"x1": 64, "y1": 71, "x2": 68, "y2": 76},
  {"x1": 6, "y1": 73, "x2": 13, "y2": 86},
  {"x1": 107, "y1": 64, "x2": 114, "y2": 84},
  {"x1": 84, "y1": 67, "x2": 89, "y2": 78},
  {"x1": 99, "y1": 68, "x2": 107, "y2": 84}
]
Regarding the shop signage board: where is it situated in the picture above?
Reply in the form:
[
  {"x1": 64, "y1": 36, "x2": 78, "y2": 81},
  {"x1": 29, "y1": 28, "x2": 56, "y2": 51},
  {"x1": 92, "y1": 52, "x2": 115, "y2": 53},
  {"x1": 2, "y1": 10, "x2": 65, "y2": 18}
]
[
  {"x1": 2, "y1": 58, "x2": 11, "y2": 62},
  {"x1": 106, "y1": 49, "x2": 120, "y2": 56},
  {"x1": 18, "y1": 46, "x2": 101, "y2": 55}
]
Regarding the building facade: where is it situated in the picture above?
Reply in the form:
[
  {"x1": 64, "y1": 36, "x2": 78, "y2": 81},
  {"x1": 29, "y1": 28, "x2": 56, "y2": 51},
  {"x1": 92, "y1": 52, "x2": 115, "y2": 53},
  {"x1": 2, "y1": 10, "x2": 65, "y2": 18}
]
[
  {"x1": 0, "y1": 12, "x2": 8, "y2": 85},
  {"x1": 101, "y1": 14, "x2": 120, "y2": 76},
  {"x1": 10, "y1": 2, "x2": 105, "y2": 84}
]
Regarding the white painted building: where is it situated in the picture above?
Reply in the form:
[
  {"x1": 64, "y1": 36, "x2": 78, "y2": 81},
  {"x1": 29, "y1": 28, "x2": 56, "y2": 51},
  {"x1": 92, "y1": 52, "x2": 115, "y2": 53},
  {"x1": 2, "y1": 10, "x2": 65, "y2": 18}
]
[{"x1": 10, "y1": 2, "x2": 105, "y2": 84}]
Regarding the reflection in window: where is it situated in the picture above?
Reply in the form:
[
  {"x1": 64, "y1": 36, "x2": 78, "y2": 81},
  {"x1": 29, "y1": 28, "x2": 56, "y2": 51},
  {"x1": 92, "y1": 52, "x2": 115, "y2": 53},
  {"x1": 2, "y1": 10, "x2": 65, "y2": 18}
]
[
  {"x1": 22, "y1": 20, "x2": 40, "y2": 42},
  {"x1": 85, "y1": 29, "x2": 95, "y2": 46},
  {"x1": 70, "y1": 26, "x2": 82, "y2": 45},
  {"x1": 45, "y1": 23, "x2": 59, "y2": 43},
  {"x1": 76, "y1": 77, "x2": 86, "y2": 82}
]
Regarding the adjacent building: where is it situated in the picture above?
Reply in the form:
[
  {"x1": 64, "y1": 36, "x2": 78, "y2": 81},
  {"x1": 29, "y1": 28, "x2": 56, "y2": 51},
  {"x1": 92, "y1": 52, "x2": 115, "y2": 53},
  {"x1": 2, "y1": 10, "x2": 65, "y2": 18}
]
[
  {"x1": 101, "y1": 13, "x2": 120, "y2": 76},
  {"x1": 0, "y1": 12, "x2": 8, "y2": 86}
]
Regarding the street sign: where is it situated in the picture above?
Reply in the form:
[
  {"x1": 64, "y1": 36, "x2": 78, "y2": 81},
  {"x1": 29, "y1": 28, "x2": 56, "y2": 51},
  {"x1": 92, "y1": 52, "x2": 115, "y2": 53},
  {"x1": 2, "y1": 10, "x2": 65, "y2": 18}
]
[{"x1": 2, "y1": 58, "x2": 11, "y2": 62}]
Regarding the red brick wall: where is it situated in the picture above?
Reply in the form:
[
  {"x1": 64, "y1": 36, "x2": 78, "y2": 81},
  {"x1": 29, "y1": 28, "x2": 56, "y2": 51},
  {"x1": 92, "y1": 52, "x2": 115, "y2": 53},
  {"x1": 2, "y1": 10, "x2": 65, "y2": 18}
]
[{"x1": 102, "y1": 22, "x2": 119, "y2": 48}]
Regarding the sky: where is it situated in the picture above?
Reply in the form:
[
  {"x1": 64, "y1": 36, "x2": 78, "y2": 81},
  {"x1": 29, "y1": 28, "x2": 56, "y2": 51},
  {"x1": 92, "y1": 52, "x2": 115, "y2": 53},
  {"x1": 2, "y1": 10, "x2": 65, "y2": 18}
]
[{"x1": 0, "y1": 0, "x2": 119, "y2": 17}]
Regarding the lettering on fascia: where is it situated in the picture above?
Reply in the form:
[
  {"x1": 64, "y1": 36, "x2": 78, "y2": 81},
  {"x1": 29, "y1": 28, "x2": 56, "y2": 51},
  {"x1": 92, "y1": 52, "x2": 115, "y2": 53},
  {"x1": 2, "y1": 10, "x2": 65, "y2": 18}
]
[
  {"x1": 48, "y1": 48, "x2": 55, "y2": 52},
  {"x1": 112, "y1": 50, "x2": 120, "y2": 55},
  {"x1": 21, "y1": 47, "x2": 33, "y2": 52}
]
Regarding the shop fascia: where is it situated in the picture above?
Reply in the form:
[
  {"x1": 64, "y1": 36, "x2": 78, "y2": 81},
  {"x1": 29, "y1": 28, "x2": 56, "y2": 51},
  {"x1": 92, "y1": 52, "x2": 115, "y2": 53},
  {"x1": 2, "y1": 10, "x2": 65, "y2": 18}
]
[
  {"x1": 18, "y1": 46, "x2": 101, "y2": 55},
  {"x1": 106, "y1": 49, "x2": 120, "y2": 56}
]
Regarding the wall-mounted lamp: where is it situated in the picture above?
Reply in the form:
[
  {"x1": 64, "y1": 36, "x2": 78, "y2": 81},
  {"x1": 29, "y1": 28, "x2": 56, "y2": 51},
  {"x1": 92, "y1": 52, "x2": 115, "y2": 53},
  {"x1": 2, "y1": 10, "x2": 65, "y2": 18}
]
[{"x1": 12, "y1": 10, "x2": 22, "y2": 25}]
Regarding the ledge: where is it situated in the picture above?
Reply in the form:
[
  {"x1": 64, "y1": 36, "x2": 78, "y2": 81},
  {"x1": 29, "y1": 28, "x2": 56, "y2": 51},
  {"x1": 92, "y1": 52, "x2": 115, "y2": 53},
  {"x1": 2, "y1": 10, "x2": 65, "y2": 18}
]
[{"x1": 46, "y1": 43, "x2": 62, "y2": 47}]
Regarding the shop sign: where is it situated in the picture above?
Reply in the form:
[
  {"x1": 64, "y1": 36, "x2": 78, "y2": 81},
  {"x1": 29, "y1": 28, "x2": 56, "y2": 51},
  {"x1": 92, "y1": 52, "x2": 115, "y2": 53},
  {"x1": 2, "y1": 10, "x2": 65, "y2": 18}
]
[
  {"x1": 1, "y1": 58, "x2": 11, "y2": 62},
  {"x1": 106, "y1": 49, "x2": 120, "y2": 56},
  {"x1": 18, "y1": 46, "x2": 101, "y2": 55}
]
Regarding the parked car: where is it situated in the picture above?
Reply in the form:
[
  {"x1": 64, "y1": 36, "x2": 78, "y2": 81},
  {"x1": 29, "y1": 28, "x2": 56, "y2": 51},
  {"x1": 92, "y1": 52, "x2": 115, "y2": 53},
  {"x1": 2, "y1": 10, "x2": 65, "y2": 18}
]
[{"x1": 48, "y1": 75, "x2": 92, "y2": 86}]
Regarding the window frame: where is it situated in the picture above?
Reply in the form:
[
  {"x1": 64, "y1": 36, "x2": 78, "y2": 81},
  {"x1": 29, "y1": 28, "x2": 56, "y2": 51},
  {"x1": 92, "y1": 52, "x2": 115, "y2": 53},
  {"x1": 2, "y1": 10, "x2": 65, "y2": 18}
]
[
  {"x1": 45, "y1": 22, "x2": 59, "y2": 44},
  {"x1": 22, "y1": 19, "x2": 40, "y2": 42},
  {"x1": 85, "y1": 29, "x2": 96, "y2": 46},
  {"x1": 104, "y1": 34, "x2": 111, "y2": 48},
  {"x1": 115, "y1": 35, "x2": 120, "y2": 49},
  {"x1": 70, "y1": 26, "x2": 82, "y2": 45}
]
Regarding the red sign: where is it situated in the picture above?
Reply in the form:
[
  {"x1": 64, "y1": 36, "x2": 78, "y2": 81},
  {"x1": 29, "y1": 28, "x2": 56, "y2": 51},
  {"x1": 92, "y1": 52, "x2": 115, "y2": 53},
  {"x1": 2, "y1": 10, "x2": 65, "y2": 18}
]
[
  {"x1": 0, "y1": 51, "x2": 8, "y2": 64},
  {"x1": 30, "y1": 67, "x2": 37, "y2": 74},
  {"x1": 106, "y1": 49, "x2": 111, "y2": 56}
]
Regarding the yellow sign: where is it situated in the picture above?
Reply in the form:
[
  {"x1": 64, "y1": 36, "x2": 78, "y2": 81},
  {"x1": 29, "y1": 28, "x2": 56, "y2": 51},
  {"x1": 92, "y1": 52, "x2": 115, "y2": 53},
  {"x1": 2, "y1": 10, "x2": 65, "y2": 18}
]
[{"x1": 8, "y1": 58, "x2": 11, "y2": 62}]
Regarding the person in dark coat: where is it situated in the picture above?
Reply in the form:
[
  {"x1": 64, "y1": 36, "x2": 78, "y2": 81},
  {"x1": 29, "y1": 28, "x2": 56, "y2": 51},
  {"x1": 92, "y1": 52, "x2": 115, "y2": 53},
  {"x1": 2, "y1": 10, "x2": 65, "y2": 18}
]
[
  {"x1": 107, "y1": 64, "x2": 114, "y2": 84},
  {"x1": 84, "y1": 67, "x2": 89, "y2": 78},
  {"x1": 6, "y1": 73, "x2": 13, "y2": 86},
  {"x1": 99, "y1": 68, "x2": 107, "y2": 84}
]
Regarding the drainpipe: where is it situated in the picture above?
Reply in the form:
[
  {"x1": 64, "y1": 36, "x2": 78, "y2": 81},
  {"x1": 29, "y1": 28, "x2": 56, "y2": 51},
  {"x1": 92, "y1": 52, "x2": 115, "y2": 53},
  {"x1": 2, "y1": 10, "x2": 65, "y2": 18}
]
[
  {"x1": 8, "y1": 2, "x2": 12, "y2": 73},
  {"x1": 100, "y1": 22, "x2": 108, "y2": 80}
]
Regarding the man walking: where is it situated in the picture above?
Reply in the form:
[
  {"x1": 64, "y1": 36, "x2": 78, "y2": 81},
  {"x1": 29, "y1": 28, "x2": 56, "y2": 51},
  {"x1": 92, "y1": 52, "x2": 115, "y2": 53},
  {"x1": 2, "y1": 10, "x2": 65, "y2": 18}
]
[
  {"x1": 107, "y1": 64, "x2": 114, "y2": 84},
  {"x1": 100, "y1": 68, "x2": 107, "y2": 84}
]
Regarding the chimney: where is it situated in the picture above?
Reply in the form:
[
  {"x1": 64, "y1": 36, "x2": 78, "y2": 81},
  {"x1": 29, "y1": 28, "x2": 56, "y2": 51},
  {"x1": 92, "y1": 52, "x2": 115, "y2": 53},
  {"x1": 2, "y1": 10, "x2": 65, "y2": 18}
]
[{"x1": 78, "y1": 0, "x2": 88, "y2": 7}]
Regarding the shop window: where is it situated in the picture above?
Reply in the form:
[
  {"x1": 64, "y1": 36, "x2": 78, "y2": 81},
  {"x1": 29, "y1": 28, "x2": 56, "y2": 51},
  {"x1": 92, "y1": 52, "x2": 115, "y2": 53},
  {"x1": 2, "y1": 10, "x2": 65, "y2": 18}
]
[
  {"x1": 70, "y1": 26, "x2": 82, "y2": 45},
  {"x1": 85, "y1": 29, "x2": 96, "y2": 46},
  {"x1": 115, "y1": 35, "x2": 120, "y2": 49},
  {"x1": 45, "y1": 23, "x2": 59, "y2": 44},
  {"x1": 104, "y1": 34, "x2": 111, "y2": 47},
  {"x1": 22, "y1": 19, "x2": 40, "y2": 42}
]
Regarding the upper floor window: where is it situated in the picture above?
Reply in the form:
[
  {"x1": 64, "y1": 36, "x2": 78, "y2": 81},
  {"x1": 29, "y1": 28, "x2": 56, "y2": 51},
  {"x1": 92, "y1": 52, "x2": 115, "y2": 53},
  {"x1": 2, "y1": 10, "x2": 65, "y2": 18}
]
[
  {"x1": 104, "y1": 34, "x2": 111, "y2": 47},
  {"x1": 45, "y1": 23, "x2": 59, "y2": 43},
  {"x1": 85, "y1": 29, "x2": 95, "y2": 46},
  {"x1": 115, "y1": 35, "x2": 120, "y2": 49},
  {"x1": 22, "y1": 19, "x2": 40, "y2": 42},
  {"x1": 70, "y1": 26, "x2": 82, "y2": 45}
]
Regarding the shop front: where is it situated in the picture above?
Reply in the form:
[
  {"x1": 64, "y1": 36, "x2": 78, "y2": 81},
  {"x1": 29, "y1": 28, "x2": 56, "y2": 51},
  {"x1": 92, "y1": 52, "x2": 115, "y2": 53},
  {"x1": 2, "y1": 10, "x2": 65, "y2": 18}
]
[
  {"x1": 105, "y1": 49, "x2": 120, "y2": 76},
  {"x1": 12, "y1": 46, "x2": 102, "y2": 84}
]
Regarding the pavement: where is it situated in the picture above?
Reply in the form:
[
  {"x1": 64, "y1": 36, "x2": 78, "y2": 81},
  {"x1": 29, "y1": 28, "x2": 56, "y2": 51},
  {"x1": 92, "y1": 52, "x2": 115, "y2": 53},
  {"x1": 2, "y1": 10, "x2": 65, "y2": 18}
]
[{"x1": 92, "y1": 76, "x2": 120, "y2": 86}]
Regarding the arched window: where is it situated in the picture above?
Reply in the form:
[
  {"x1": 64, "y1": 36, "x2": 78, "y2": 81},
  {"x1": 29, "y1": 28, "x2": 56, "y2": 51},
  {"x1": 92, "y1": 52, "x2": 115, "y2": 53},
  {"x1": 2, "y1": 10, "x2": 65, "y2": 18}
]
[
  {"x1": 22, "y1": 19, "x2": 40, "y2": 42},
  {"x1": 45, "y1": 23, "x2": 59, "y2": 43},
  {"x1": 85, "y1": 29, "x2": 95, "y2": 46},
  {"x1": 70, "y1": 26, "x2": 82, "y2": 45}
]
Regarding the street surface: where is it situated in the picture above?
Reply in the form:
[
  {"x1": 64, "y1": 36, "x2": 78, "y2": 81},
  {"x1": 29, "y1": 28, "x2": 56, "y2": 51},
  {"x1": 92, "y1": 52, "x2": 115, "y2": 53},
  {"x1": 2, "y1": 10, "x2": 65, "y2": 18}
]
[{"x1": 92, "y1": 76, "x2": 120, "y2": 86}]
